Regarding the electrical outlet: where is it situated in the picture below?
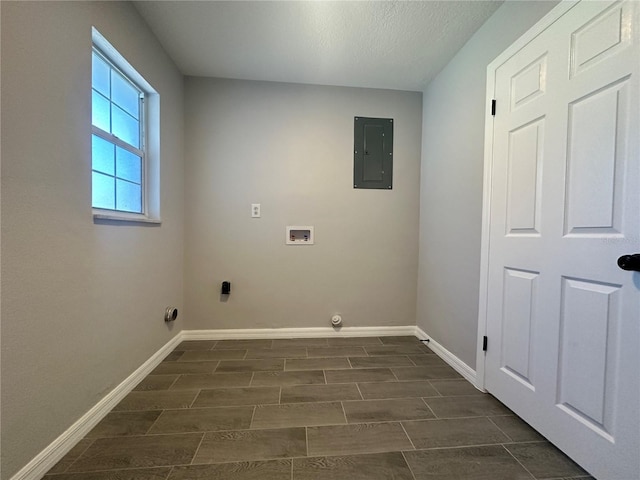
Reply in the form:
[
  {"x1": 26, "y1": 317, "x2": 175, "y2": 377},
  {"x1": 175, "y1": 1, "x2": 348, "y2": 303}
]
[{"x1": 251, "y1": 203, "x2": 261, "y2": 218}]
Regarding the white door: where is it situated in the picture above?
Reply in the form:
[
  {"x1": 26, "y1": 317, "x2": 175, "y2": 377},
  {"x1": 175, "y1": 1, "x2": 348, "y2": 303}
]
[{"x1": 481, "y1": 1, "x2": 639, "y2": 479}]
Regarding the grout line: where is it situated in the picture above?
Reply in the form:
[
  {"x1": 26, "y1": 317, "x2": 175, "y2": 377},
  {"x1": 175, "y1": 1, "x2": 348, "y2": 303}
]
[
  {"x1": 164, "y1": 466, "x2": 174, "y2": 480},
  {"x1": 279, "y1": 386, "x2": 282, "y2": 404},
  {"x1": 401, "y1": 451, "x2": 419, "y2": 480},
  {"x1": 166, "y1": 375, "x2": 180, "y2": 390},
  {"x1": 501, "y1": 444, "x2": 537, "y2": 479},
  {"x1": 305, "y1": 426, "x2": 309, "y2": 457},
  {"x1": 420, "y1": 397, "x2": 438, "y2": 418},
  {"x1": 188, "y1": 390, "x2": 200, "y2": 408},
  {"x1": 322, "y1": 370, "x2": 327, "y2": 384},
  {"x1": 399, "y1": 422, "x2": 417, "y2": 450},
  {"x1": 339, "y1": 401, "x2": 349, "y2": 424},
  {"x1": 291, "y1": 456, "x2": 294, "y2": 480},
  {"x1": 57, "y1": 438, "x2": 96, "y2": 474},
  {"x1": 488, "y1": 415, "x2": 515, "y2": 442},
  {"x1": 426, "y1": 379, "x2": 444, "y2": 397},
  {"x1": 249, "y1": 405, "x2": 257, "y2": 429},
  {"x1": 190, "y1": 433, "x2": 207, "y2": 465},
  {"x1": 144, "y1": 410, "x2": 165, "y2": 435},
  {"x1": 249, "y1": 371, "x2": 255, "y2": 387},
  {"x1": 354, "y1": 383, "x2": 364, "y2": 400}
]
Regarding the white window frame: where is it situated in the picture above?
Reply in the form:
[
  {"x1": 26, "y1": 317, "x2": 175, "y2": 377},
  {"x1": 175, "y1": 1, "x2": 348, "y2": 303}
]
[{"x1": 91, "y1": 28, "x2": 160, "y2": 224}]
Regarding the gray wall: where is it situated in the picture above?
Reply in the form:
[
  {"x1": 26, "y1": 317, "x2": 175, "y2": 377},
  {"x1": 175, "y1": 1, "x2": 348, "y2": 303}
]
[
  {"x1": 417, "y1": 1, "x2": 558, "y2": 369},
  {"x1": 1, "y1": 2, "x2": 184, "y2": 478},
  {"x1": 184, "y1": 78, "x2": 422, "y2": 330}
]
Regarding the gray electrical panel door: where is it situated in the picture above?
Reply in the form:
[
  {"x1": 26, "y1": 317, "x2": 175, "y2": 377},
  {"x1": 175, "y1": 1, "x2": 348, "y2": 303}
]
[{"x1": 353, "y1": 117, "x2": 393, "y2": 189}]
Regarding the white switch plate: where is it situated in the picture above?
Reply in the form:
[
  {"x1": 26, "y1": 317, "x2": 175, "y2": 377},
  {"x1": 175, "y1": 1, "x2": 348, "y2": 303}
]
[{"x1": 251, "y1": 204, "x2": 261, "y2": 218}]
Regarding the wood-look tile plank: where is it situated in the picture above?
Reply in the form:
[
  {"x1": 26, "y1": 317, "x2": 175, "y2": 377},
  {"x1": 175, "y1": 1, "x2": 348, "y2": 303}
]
[
  {"x1": 307, "y1": 422, "x2": 412, "y2": 456},
  {"x1": 66, "y1": 434, "x2": 202, "y2": 472},
  {"x1": 168, "y1": 460, "x2": 292, "y2": 480},
  {"x1": 134, "y1": 375, "x2": 179, "y2": 391},
  {"x1": 404, "y1": 445, "x2": 534, "y2": 480},
  {"x1": 343, "y1": 398, "x2": 435, "y2": 423},
  {"x1": 504, "y1": 442, "x2": 588, "y2": 478},
  {"x1": 44, "y1": 468, "x2": 171, "y2": 480},
  {"x1": 429, "y1": 379, "x2": 483, "y2": 396},
  {"x1": 409, "y1": 354, "x2": 447, "y2": 366},
  {"x1": 251, "y1": 402, "x2": 346, "y2": 429},
  {"x1": 193, "y1": 387, "x2": 280, "y2": 407},
  {"x1": 324, "y1": 368, "x2": 396, "y2": 384},
  {"x1": 113, "y1": 391, "x2": 198, "y2": 411},
  {"x1": 358, "y1": 381, "x2": 439, "y2": 400},
  {"x1": 251, "y1": 370, "x2": 325, "y2": 387},
  {"x1": 402, "y1": 417, "x2": 510, "y2": 449},
  {"x1": 425, "y1": 395, "x2": 511, "y2": 418},
  {"x1": 170, "y1": 373, "x2": 252, "y2": 390},
  {"x1": 391, "y1": 365, "x2": 462, "y2": 380},
  {"x1": 349, "y1": 356, "x2": 414, "y2": 368},
  {"x1": 293, "y1": 452, "x2": 414, "y2": 480},
  {"x1": 193, "y1": 428, "x2": 306, "y2": 464},
  {"x1": 148, "y1": 406, "x2": 254, "y2": 434},
  {"x1": 151, "y1": 361, "x2": 218, "y2": 375},
  {"x1": 245, "y1": 348, "x2": 307, "y2": 359},
  {"x1": 216, "y1": 359, "x2": 284, "y2": 373},
  {"x1": 306, "y1": 346, "x2": 367, "y2": 358},
  {"x1": 489, "y1": 415, "x2": 546, "y2": 442},
  {"x1": 86, "y1": 411, "x2": 162, "y2": 438},
  {"x1": 285, "y1": 357, "x2": 350, "y2": 371},
  {"x1": 162, "y1": 351, "x2": 184, "y2": 362},
  {"x1": 280, "y1": 384, "x2": 361, "y2": 403}
]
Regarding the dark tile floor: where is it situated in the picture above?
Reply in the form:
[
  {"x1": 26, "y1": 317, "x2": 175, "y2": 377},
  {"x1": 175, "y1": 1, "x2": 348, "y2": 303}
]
[{"x1": 44, "y1": 336, "x2": 593, "y2": 480}]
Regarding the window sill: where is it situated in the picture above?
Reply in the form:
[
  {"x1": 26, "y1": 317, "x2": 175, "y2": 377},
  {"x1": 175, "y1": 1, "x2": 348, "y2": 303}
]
[{"x1": 93, "y1": 210, "x2": 162, "y2": 225}]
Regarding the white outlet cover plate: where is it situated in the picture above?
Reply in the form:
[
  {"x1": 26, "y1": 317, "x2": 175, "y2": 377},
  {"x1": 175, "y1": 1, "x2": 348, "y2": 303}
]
[{"x1": 251, "y1": 203, "x2": 261, "y2": 218}]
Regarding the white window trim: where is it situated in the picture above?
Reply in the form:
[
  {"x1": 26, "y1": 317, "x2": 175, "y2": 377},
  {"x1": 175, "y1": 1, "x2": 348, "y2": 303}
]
[{"x1": 91, "y1": 27, "x2": 161, "y2": 224}]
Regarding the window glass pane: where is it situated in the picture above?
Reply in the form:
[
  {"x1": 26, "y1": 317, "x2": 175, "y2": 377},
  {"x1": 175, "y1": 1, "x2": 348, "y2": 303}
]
[
  {"x1": 116, "y1": 179, "x2": 142, "y2": 213},
  {"x1": 112, "y1": 104, "x2": 140, "y2": 148},
  {"x1": 111, "y1": 70, "x2": 139, "y2": 119},
  {"x1": 92, "y1": 135, "x2": 115, "y2": 175},
  {"x1": 116, "y1": 146, "x2": 141, "y2": 184},
  {"x1": 92, "y1": 91, "x2": 111, "y2": 132},
  {"x1": 92, "y1": 172, "x2": 115, "y2": 210},
  {"x1": 92, "y1": 52, "x2": 110, "y2": 97}
]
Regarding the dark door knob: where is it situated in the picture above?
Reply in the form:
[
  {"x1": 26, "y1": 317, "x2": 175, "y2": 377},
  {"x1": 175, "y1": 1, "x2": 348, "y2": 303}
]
[{"x1": 617, "y1": 254, "x2": 640, "y2": 272}]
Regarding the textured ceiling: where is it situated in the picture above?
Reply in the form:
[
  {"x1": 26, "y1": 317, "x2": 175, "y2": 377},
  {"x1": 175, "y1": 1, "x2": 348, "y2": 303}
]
[{"x1": 134, "y1": 1, "x2": 503, "y2": 92}]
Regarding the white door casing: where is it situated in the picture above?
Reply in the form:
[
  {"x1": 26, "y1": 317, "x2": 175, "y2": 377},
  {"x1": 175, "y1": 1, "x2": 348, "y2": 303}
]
[{"x1": 477, "y1": 1, "x2": 639, "y2": 479}]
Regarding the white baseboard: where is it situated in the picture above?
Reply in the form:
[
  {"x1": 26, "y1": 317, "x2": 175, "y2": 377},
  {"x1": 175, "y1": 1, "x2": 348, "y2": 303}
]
[
  {"x1": 11, "y1": 324, "x2": 423, "y2": 480},
  {"x1": 10, "y1": 333, "x2": 184, "y2": 480},
  {"x1": 182, "y1": 325, "x2": 416, "y2": 340},
  {"x1": 414, "y1": 326, "x2": 481, "y2": 389}
]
